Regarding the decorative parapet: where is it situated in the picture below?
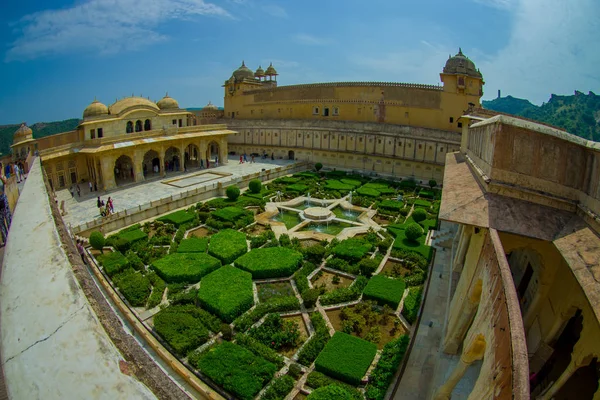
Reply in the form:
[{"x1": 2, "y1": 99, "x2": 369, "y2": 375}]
[{"x1": 243, "y1": 81, "x2": 443, "y2": 95}]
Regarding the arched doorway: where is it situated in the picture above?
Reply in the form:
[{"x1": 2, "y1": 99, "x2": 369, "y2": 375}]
[
  {"x1": 288, "y1": 150, "x2": 295, "y2": 160},
  {"x1": 531, "y1": 310, "x2": 584, "y2": 397},
  {"x1": 114, "y1": 155, "x2": 135, "y2": 186},
  {"x1": 143, "y1": 149, "x2": 160, "y2": 177},
  {"x1": 185, "y1": 144, "x2": 200, "y2": 169},
  {"x1": 165, "y1": 147, "x2": 181, "y2": 173},
  {"x1": 206, "y1": 141, "x2": 220, "y2": 164}
]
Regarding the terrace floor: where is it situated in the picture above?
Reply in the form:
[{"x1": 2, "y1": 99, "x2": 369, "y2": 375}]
[{"x1": 56, "y1": 156, "x2": 298, "y2": 227}]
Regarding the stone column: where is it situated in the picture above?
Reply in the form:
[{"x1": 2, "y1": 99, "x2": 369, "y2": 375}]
[
  {"x1": 159, "y1": 148, "x2": 166, "y2": 177},
  {"x1": 435, "y1": 334, "x2": 486, "y2": 400},
  {"x1": 133, "y1": 151, "x2": 144, "y2": 183},
  {"x1": 100, "y1": 157, "x2": 116, "y2": 191},
  {"x1": 221, "y1": 137, "x2": 229, "y2": 164},
  {"x1": 443, "y1": 279, "x2": 482, "y2": 354},
  {"x1": 453, "y1": 226, "x2": 472, "y2": 273}
]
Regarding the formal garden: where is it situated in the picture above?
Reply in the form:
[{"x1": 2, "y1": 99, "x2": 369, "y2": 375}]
[{"x1": 86, "y1": 168, "x2": 441, "y2": 400}]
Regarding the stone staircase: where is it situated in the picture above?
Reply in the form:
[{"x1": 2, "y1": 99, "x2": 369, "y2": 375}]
[{"x1": 431, "y1": 228, "x2": 455, "y2": 249}]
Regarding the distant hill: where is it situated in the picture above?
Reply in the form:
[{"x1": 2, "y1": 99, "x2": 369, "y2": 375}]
[
  {"x1": 483, "y1": 92, "x2": 600, "y2": 142},
  {"x1": 0, "y1": 119, "x2": 80, "y2": 156}
]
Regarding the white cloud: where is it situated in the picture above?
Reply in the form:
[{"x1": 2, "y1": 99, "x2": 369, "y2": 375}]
[
  {"x1": 293, "y1": 33, "x2": 333, "y2": 46},
  {"x1": 262, "y1": 4, "x2": 288, "y2": 18},
  {"x1": 478, "y1": 0, "x2": 600, "y2": 104},
  {"x1": 6, "y1": 0, "x2": 231, "y2": 61}
]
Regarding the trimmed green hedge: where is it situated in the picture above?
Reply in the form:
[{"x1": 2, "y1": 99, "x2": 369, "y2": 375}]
[
  {"x1": 306, "y1": 372, "x2": 363, "y2": 399},
  {"x1": 151, "y1": 253, "x2": 221, "y2": 283},
  {"x1": 365, "y1": 335, "x2": 410, "y2": 400},
  {"x1": 97, "y1": 251, "x2": 129, "y2": 277},
  {"x1": 113, "y1": 269, "x2": 150, "y2": 306},
  {"x1": 262, "y1": 375, "x2": 295, "y2": 400},
  {"x1": 320, "y1": 276, "x2": 368, "y2": 306},
  {"x1": 157, "y1": 210, "x2": 195, "y2": 227},
  {"x1": 234, "y1": 247, "x2": 303, "y2": 278},
  {"x1": 208, "y1": 229, "x2": 248, "y2": 264},
  {"x1": 401, "y1": 286, "x2": 424, "y2": 324},
  {"x1": 153, "y1": 305, "x2": 210, "y2": 356},
  {"x1": 176, "y1": 237, "x2": 209, "y2": 253},
  {"x1": 198, "y1": 266, "x2": 254, "y2": 323},
  {"x1": 413, "y1": 199, "x2": 432, "y2": 209},
  {"x1": 325, "y1": 180, "x2": 354, "y2": 191},
  {"x1": 235, "y1": 333, "x2": 285, "y2": 369},
  {"x1": 356, "y1": 187, "x2": 380, "y2": 197},
  {"x1": 363, "y1": 275, "x2": 406, "y2": 308},
  {"x1": 212, "y1": 206, "x2": 246, "y2": 222},
  {"x1": 286, "y1": 184, "x2": 309, "y2": 192},
  {"x1": 315, "y1": 332, "x2": 377, "y2": 385},
  {"x1": 391, "y1": 229, "x2": 433, "y2": 260},
  {"x1": 307, "y1": 385, "x2": 356, "y2": 400},
  {"x1": 340, "y1": 179, "x2": 362, "y2": 188},
  {"x1": 332, "y1": 238, "x2": 372, "y2": 262},
  {"x1": 378, "y1": 200, "x2": 404, "y2": 211},
  {"x1": 197, "y1": 341, "x2": 277, "y2": 400},
  {"x1": 234, "y1": 296, "x2": 300, "y2": 332},
  {"x1": 297, "y1": 313, "x2": 331, "y2": 366}
]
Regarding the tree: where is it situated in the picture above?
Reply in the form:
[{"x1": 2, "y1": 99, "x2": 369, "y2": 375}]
[
  {"x1": 405, "y1": 223, "x2": 423, "y2": 242},
  {"x1": 412, "y1": 208, "x2": 427, "y2": 223},
  {"x1": 89, "y1": 231, "x2": 105, "y2": 253},
  {"x1": 315, "y1": 162, "x2": 323, "y2": 172},
  {"x1": 226, "y1": 185, "x2": 240, "y2": 201},
  {"x1": 248, "y1": 179, "x2": 262, "y2": 194},
  {"x1": 428, "y1": 179, "x2": 437, "y2": 188}
]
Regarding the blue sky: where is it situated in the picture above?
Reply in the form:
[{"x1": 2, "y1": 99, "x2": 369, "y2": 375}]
[{"x1": 0, "y1": 0, "x2": 598, "y2": 124}]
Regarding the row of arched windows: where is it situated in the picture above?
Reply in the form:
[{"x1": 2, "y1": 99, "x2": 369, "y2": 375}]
[{"x1": 126, "y1": 119, "x2": 152, "y2": 133}]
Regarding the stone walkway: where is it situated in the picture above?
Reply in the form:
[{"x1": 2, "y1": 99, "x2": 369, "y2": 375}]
[
  {"x1": 56, "y1": 157, "x2": 297, "y2": 227},
  {"x1": 393, "y1": 222, "x2": 480, "y2": 400}
]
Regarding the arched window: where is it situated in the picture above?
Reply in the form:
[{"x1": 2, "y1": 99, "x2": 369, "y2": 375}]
[
  {"x1": 144, "y1": 119, "x2": 151, "y2": 131},
  {"x1": 126, "y1": 121, "x2": 133, "y2": 133},
  {"x1": 135, "y1": 120, "x2": 142, "y2": 132}
]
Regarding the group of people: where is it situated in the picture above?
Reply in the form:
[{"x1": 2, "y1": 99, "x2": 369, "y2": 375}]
[
  {"x1": 2, "y1": 162, "x2": 25, "y2": 184},
  {"x1": 238, "y1": 152, "x2": 274, "y2": 164},
  {"x1": 0, "y1": 174, "x2": 13, "y2": 246},
  {"x1": 97, "y1": 196, "x2": 114, "y2": 217}
]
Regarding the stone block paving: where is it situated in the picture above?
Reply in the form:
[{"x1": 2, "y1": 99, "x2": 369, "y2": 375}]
[
  {"x1": 56, "y1": 157, "x2": 297, "y2": 227},
  {"x1": 393, "y1": 223, "x2": 479, "y2": 400}
]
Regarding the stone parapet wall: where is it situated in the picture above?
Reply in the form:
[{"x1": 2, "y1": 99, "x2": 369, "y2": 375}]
[{"x1": 242, "y1": 81, "x2": 443, "y2": 95}]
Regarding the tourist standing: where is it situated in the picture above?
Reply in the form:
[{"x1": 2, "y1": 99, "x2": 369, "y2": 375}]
[
  {"x1": 107, "y1": 197, "x2": 114, "y2": 214},
  {"x1": 69, "y1": 185, "x2": 74, "y2": 198},
  {"x1": 215, "y1": 155, "x2": 219, "y2": 167},
  {"x1": 251, "y1": 154, "x2": 255, "y2": 163},
  {"x1": 88, "y1": 181, "x2": 93, "y2": 193},
  {"x1": 240, "y1": 155, "x2": 243, "y2": 164},
  {"x1": 0, "y1": 175, "x2": 12, "y2": 245},
  {"x1": 97, "y1": 196, "x2": 102, "y2": 209},
  {"x1": 76, "y1": 184, "x2": 81, "y2": 197},
  {"x1": 206, "y1": 158, "x2": 210, "y2": 168},
  {"x1": 76, "y1": 240, "x2": 87, "y2": 265},
  {"x1": 243, "y1": 153, "x2": 247, "y2": 163}
]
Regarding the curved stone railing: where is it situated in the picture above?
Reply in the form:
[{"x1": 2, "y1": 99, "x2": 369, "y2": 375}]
[{"x1": 243, "y1": 81, "x2": 443, "y2": 95}]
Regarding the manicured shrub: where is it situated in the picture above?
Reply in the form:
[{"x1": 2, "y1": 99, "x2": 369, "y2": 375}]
[
  {"x1": 125, "y1": 250, "x2": 145, "y2": 271},
  {"x1": 297, "y1": 313, "x2": 330, "y2": 366},
  {"x1": 293, "y1": 262, "x2": 318, "y2": 295},
  {"x1": 302, "y1": 288, "x2": 321, "y2": 308},
  {"x1": 235, "y1": 247, "x2": 303, "y2": 279},
  {"x1": 413, "y1": 199, "x2": 432, "y2": 209},
  {"x1": 320, "y1": 276, "x2": 368, "y2": 306},
  {"x1": 153, "y1": 305, "x2": 209, "y2": 355},
  {"x1": 151, "y1": 253, "x2": 220, "y2": 283},
  {"x1": 411, "y1": 208, "x2": 427, "y2": 223},
  {"x1": 226, "y1": 185, "x2": 241, "y2": 201},
  {"x1": 249, "y1": 179, "x2": 262, "y2": 194},
  {"x1": 249, "y1": 313, "x2": 300, "y2": 350},
  {"x1": 391, "y1": 230, "x2": 433, "y2": 261},
  {"x1": 332, "y1": 238, "x2": 372, "y2": 262},
  {"x1": 306, "y1": 372, "x2": 363, "y2": 399},
  {"x1": 288, "y1": 363, "x2": 303, "y2": 379},
  {"x1": 89, "y1": 231, "x2": 105, "y2": 252},
  {"x1": 97, "y1": 251, "x2": 129, "y2": 277},
  {"x1": 356, "y1": 187, "x2": 380, "y2": 198},
  {"x1": 157, "y1": 210, "x2": 195, "y2": 227},
  {"x1": 118, "y1": 228, "x2": 148, "y2": 245},
  {"x1": 340, "y1": 178, "x2": 362, "y2": 188},
  {"x1": 365, "y1": 335, "x2": 410, "y2": 400},
  {"x1": 286, "y1": 184, "x2": 309, "y2": 193},
  {"x1": 221, "y1": 323, "x2": 233, "y2": 340},
  {"x1": 315, "y1": 332, "x2": 377, "y2": 385},
  {"x1": 378, "y1": 200, "x2": 403, "y2": 211},
  {"x1": 325, "y1": 180, "x2": 354, "y2": 191},
  {"x1": 405, "y1": 223, "x2": 423, "y2": 242},
  {"x1": 146, "y1": 272, "x2": 167, "y2": 309},
  {"x1": 363, "y1": 275, "x2": 406, "y2": 308},
  {"x1": 176, "y1": 237, "x2": 208, "y2": 253},
  {"x1": 307, "y1": 385, "x2": 355, "y2": 400},
  {"x1": 208, "y1": 229, "x2": 248, "y2": 264},
  {"x1": 358, "y1": 258, "x2": 379, "y2": 277},
  {"x1": 315, "y1": 162, "x2": 323, "y2": 171},
  {"x1": 212, "y1": 206, "x2": 246, "y2": 222},
  {"x1": 235, "y1": 333, "x2": 284, "y2": 368},
  {"x1": 428, "y1": 179, "x2": 437, "y2": 188},
  {"x1": 197, "y1": 341, "x2": 277, "y2": 400},
  {"x1": 303, "y1": 244, "x2": 326, "y2": 263},
  {"x1": 325, "y1": 257, "x2": 358, "y2": 275},
  {"x1": 262, "y1": 375, "x2": 295, "y2": 400},
  {"x1": 234, "y1": 296, "x2": 300, "y2": 332},
  {"x1": 401, "y1": 285, "x2": 424, "y2": 324},
  {"x1": 113, "y1": 269, "x2": 151, "y2": 306},
  {"x1": 198, "y1": 266, "x2": 253, "y2": 323}
]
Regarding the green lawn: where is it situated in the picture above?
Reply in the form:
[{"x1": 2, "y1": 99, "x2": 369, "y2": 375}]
[
  {"x1": 198, "y1": 266, "x2": 254, "y2": 323},
  {"x1": 208, "y1": 229, "x2": 248, "y2": 264},
  {"x1": 363, "y1": 275, "x2": 406, "y2": 308},
  {"x1": 234, "y1": 247, "x2": 303, "y2": 278},
  {"x1": 315, "y1": 332, "x2": 377, "y2": 385}
]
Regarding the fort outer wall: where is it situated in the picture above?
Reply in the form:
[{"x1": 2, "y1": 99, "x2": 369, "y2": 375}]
[{"x1": 225, "y1": 119, "x2": 461, "y2": 182}]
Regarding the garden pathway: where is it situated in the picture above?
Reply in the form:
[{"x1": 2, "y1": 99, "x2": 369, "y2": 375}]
[{"x1": 57, "y1": 156, "x2": 298, "y2": 227}]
